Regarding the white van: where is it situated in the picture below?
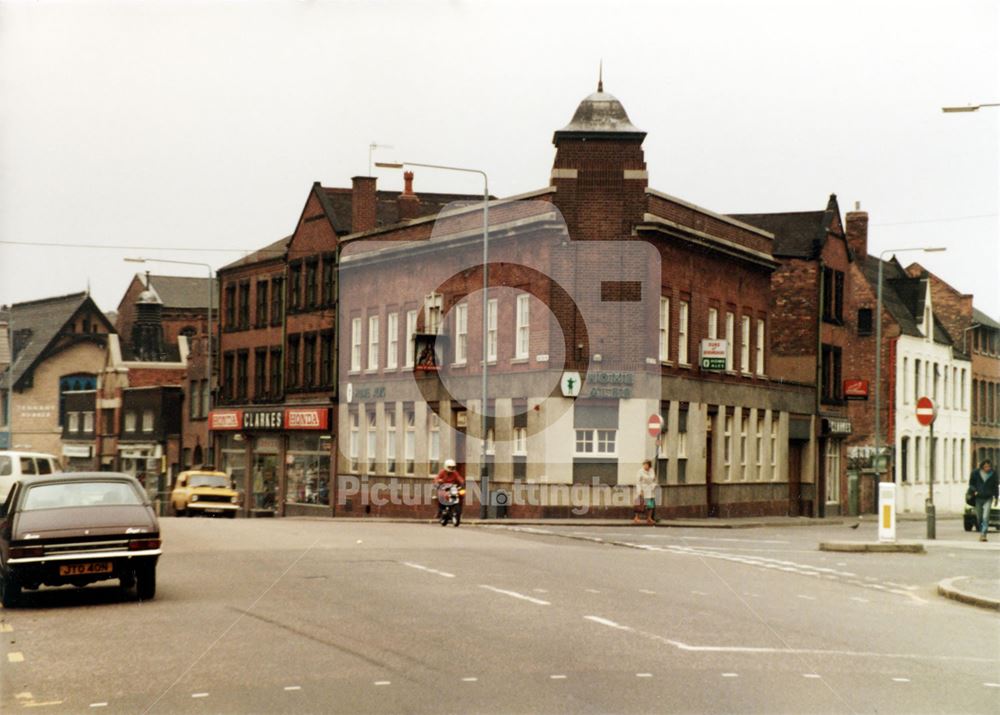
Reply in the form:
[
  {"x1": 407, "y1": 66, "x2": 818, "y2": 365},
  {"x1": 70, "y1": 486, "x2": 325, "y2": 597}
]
[{"x1": 0, "y1": 451, "x2": 61, "y2": 502}]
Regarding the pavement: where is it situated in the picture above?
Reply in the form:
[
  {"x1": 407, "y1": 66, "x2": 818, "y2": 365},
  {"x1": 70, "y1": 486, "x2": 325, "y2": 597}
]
[{"x1": 937, "y1": 577, "x2": 1000, "y2": 611}]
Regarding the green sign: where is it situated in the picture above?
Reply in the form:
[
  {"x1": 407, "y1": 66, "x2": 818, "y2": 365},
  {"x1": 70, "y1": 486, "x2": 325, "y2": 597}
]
[{"x1": 701, "y1": 357, "x2": 726, "y2": 370}]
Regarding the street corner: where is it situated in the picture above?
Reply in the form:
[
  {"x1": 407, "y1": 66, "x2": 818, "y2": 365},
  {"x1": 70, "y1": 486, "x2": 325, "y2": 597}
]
[{"x1": 937, "y1": 577, "x2": 1000, "y2": 612}]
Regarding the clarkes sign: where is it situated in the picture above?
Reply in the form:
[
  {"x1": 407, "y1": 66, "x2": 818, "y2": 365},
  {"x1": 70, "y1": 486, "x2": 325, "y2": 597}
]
[{"x1": 208, "y1": 408, "x2": 330, "y2": 432}]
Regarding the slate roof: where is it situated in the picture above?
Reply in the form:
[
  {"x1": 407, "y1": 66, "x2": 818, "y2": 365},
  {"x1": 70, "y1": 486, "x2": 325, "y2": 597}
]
[
  {"x1": 322, "y1": 188, "x2": 488, "y2": 235},
  {"x1": 219, "y1": 236, "x2": 290, "y2": 271},
  {"x1": 5, "y1": 292, "x2": 114, "y2": 389},
  {"x1": 144, "y1": 275, "x2": 219, "y2": 311},
  {"x1": 973, "y1": 307, "x2": 1000, "y2": 331},
  {"x1": 858, "y1": 256, "x2": 952, "y2": 345},
  {"x1": 727, "y1": 211, "x2": 827, "y2": 258}
]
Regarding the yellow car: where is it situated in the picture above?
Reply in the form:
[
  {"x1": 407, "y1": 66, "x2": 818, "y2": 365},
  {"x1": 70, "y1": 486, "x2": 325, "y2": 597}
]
[{"x1": 170, "y1": 471, "x2": 240, "y2": 518}]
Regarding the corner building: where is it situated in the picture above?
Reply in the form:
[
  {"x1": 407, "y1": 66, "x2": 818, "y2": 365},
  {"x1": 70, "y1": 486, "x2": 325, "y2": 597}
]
[{"x1": 337, "y1": 86, "x2": 819, "y2": 518}]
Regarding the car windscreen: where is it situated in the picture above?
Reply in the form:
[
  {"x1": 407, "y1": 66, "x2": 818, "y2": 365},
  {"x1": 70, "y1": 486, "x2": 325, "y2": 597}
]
[
  {"x1": 21, "y1": 481, "x2": 144, "y2": 511},
  {"x1": 188, "y1": 475, "x2": 230, "y2": 488}
]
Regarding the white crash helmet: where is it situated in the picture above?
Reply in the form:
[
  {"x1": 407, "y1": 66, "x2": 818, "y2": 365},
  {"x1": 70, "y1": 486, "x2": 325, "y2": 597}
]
[{"x1": 444, "y1": 459, "x2": 457, "y2": 470}]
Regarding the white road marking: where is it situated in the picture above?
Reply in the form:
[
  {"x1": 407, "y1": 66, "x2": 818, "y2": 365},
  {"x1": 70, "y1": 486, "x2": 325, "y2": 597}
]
[
  {"x1": 692, "y1": 590, "x2": 709, "y2": 595},
  {"x1": 533, "y1": 589, "x2": 549, "y2": 593},
  {"x1": 462, "y1": 677, "x2": 478, "y2": 682},
  {"x1": 636, "y1": 673, "x2": 653, "y2": 678},
  {"x1": 803, "y1": 674, "x2": 821, "y2": 679},
  {"x1": 585, "y1": 588, "x2": 601, "y2": 594},
  {"x1": 402, "y1": 562, "x2": 455, "y2": 578},
  {"x1": 479, "y1": 585, "x2": 550, "y2": 605},
  {"x1": 374, "y1": 681, "x2": 391, "y2": 686},
  {"x1": 550, "y1": 675, "x2": 567, "y2": 680},
  {"x1": 984, "y1": 683, "x2": 1000, "y2": 688},
  {"x1": 89, "y1": 704, "x2": 108, "y2": 709},
  {"x1": 850, "y1": 597, "x2": 870, "y2": 603},
  {"x1": 284, "y1": 686, "x2": 302, "y2": 691},
  {"x1": 192, "y1": 693, "x2": 209, "y2": 698},
  {"x1": 8, "y1": 652, "x2": 23, "y2": 663},
  {"x1": 722, "y1": 673, "x2": 739, "y2": 678},
  {"x1": 797, "y1": 594, "x2": 817, "y2": 600},
  {"x1": 585, "y1": 615, "x2": 633, "y2": 631},
  {"x1": 892, "y1": 678, "x2": 910, "y2": 683},
  {"x1": 638, "y1": 589, "x2": 656, "y2": 595}
]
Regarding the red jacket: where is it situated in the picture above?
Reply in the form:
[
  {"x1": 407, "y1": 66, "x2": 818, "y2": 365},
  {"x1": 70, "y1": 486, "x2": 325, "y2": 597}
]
[{"x1": 435, "y1": 467, "x2": 465, "y2": 487}]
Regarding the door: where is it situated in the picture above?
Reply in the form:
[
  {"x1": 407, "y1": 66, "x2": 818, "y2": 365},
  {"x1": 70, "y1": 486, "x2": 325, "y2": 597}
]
[
  {"x1": 788, "y1": 443, "x2": 803, "y2": 517},
  {"x1": 705, "y1": 414, "x2": 717, "y2": 518},
  {"x1": 252, "y1": 454, "x2": 278, "y2": 512}
]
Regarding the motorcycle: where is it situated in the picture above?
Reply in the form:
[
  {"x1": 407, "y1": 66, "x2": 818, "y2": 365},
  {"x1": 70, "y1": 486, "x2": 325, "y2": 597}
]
[{"x1": 437, "y1": 483, "x2": 465, "y2": 527}]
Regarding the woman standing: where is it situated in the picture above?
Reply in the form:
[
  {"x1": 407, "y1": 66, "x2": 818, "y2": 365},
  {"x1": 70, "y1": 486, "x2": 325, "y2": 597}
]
[{"x1": 635, "y1": 459, "x2": 658, "y2": 525}]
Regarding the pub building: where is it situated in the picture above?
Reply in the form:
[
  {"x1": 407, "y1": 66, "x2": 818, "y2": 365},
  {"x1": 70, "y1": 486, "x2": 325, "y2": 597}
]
[{"x1": 210, "y1": 406, "x2": 332, "y2": 516}]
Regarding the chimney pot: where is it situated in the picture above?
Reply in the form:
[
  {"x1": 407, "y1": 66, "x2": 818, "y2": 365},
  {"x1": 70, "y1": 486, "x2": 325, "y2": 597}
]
[{"x1": 403, "y1": 171, "x2": 415, "y2": 196}]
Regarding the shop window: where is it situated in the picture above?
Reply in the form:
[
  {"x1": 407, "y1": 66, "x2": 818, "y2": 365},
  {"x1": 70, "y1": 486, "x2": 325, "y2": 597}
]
[{"x1": 286, "y1": 434, "x2": 330, "y2": 506}]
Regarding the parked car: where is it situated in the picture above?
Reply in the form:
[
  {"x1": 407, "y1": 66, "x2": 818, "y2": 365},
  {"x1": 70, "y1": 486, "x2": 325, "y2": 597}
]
[
  {"x1": 170, "y1": 470, "x2": 240, "y2": 518},
  {"x1": 0, "y1": 451, "x2": 61, "y2": 503},
  {"x1": 0, "y1": 472, "x2": 161, "y2": 607},
  {"x1": 963, "y1": 503, "x2": 1000, "y2": 532}
]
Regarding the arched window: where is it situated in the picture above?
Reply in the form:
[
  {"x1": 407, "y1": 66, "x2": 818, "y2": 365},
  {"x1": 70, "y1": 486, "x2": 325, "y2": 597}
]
[{"x1": 59, "y1": 373, "x2": 97, "y2": 427}]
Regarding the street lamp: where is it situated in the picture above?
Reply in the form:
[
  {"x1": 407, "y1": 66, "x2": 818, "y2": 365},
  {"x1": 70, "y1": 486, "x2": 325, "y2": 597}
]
[
  {"x1": 874, "y1": 246, "x2": 946, "y2": 497},
  {"x1": 124, "y1": 257, "x2": 216, "y2": 465},
  {"x1": 375, "y1": 160, "x2": 491, "y2": 519},
  {"x1": 941, "y1": 102, "x2": 1000, "y2": 113}
]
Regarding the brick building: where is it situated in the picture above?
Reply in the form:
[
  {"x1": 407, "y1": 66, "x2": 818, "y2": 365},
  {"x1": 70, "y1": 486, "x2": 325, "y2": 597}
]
[
  {"x1": 117, "y1": 273, "x2": 217, "y2": 349},
  {"x1": 0, "y1": 292, "x2": 114, "y2": 464},
  {"x1": 730, "y1": 195, "x2": 856, "y2": 516},
  {"x1": 333, "y1": 84, "x2": 819, "y2": 519}
]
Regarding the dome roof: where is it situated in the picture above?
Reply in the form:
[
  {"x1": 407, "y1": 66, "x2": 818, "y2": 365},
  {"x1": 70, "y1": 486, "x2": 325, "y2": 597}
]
[
  {"x1": 137, "y1": 288, "x2": 162, "y2": 305},
  {"x1": 554, "y1": 87, "x2": 645, "y2": 143}
]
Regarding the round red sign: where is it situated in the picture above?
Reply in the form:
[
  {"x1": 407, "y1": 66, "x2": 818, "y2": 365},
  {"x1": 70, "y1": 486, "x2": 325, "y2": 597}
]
[
  {"x1": 647, "y1": 414, "x2": 664, "y2": 437},
  {"x1": 915, "y1": 396, "x2": 936, "y2": 426}
]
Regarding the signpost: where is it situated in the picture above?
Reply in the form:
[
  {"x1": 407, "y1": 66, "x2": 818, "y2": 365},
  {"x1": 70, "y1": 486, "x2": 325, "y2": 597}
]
[{"x1": 916, "y1": 396, "x2": 937, "y2": 539}]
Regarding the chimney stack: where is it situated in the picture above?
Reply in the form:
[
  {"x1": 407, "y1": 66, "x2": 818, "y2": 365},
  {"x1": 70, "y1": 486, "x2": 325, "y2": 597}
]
[
  {"x1": 351, "y1": 176, "x2": 378, "y2": 233},
  {"x1": 396, "y1": 170, "x2": 422, "y2": 221},
  {"x1": 845, "y1": 203, "x2": 869, "y2": 261}
]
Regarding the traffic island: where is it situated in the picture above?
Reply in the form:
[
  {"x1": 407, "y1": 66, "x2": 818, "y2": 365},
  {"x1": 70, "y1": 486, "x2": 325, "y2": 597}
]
[
  {"x1": 937, "y1": 577, "x2": 1000, "y2": 611},
  {"x1": 818, "y1": 541, "x2": 925, "y2": 553}
]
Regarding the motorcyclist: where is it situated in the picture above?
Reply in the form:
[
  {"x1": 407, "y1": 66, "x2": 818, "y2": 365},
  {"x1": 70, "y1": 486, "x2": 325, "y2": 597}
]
[{"x1": 434, "y1": 459, "x2": 465, "y2": 522}]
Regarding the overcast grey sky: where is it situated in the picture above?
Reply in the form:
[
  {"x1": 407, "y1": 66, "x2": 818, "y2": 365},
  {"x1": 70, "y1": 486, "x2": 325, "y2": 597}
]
[{"x1": 1, "y1": 0, "x2": 997, "y2": 318}]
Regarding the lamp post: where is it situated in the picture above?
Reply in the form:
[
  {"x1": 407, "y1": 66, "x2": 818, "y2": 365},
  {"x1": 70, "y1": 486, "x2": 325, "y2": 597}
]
[
  {"x1": 375, "y1": 160, "x2": 491, "y2": 519},
  {"x1": 124, "y1": 257, "x2": 216, "y2": 465},
  {"x1": 874, "y1": 247, "x2": 946, "y2": 485},
  {"x1": 941, "y1": 102, "x2": 1000, "y2": 113}
]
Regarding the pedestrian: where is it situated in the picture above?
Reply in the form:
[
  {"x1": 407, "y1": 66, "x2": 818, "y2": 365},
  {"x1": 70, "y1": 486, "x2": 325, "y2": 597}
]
[
  {"x1": 967, "y1": 459, "x2": 998, "y2": 542},
  {"x1": 634, "y1": 459, "x2": 657, "y2": 525}
]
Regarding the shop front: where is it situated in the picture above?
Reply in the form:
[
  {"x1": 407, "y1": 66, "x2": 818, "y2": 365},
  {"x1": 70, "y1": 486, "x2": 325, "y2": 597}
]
[{"x1": 209, "y1": 406, "x2": 334, "y2": 517}]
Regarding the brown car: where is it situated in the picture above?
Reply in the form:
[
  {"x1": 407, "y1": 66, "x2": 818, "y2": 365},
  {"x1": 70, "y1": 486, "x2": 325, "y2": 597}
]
[{"x1": 0, "y1": 472, "x2": 161, "y2": 607}]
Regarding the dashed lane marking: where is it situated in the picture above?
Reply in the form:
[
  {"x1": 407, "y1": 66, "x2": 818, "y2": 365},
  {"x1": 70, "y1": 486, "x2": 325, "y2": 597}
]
[
  {"x1": 462, "y1": 677, "x2": 478, "y2": 682},
  {"x1": 585, "y1": 615, "x2": 633, "y2": 631},
  {"x1": 479, "y1": 585, "x2": 550, "y2": 605},
  {"x1": 402, "y1": 562, "x2": 456, "y2": 578},
  {"x1": 533, "y1": 589, "x2": 549, "y2": 593},
  {"x1": 892, "y1": 678, "x2": 910, "y2": 683},
  {"x1": 984, "y1": 683, "x2": 1000, "y2": 688},
  {"x1": 8, "y1": 652, "x2": 24, "y2": 662},
  {"x1": 638, "y1": 589, "x2": 656, "y2": 595},
  {"x1": 722, "y1": 673, "x2": 739, "y2": 678},
  {"x1": 803, "y1": 674, "x2": 822, "y2": 679},
  {"x1": 284, "y1": 686, "x2": 302, "y2": 691},
  {"x1": 89, "y1": 704, "x2": 108, "y2": 709},
  {"x1": 797, "y1": 594, "x2": 817, "y2": 600},
  {"x1": 636, "y1": 673, "x2": 653, "y2": 678},
  {"x1": 585, "y1": 588, "x2": 601, "y2": 594},
  {"x1": 550, "y1": 675, "x2": 567, "y2": 680},
  {"x1": 374, "y1": 681, "x2": 391, "y2": 686},
  {"x1": 849, "y1": 597, "x2": 870, "y2": 603},
  {"x1": 191, "y1": 692, "x2": 209, "y2": 698}
]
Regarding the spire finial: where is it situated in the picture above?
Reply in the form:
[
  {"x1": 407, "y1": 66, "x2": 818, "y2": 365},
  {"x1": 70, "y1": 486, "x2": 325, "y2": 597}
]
[{"x1": 598, "y1": 59, "x2": 603, "y2": 92}]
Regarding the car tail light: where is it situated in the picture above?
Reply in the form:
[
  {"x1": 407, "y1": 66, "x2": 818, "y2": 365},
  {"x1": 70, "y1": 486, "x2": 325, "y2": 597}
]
[
  {"x1": 10, "y1": 545, "x2": 44, "y2": 559},
  {"x1": 128, "y1": 538, "x2": 162, "y2": 551},
  {"x1": 231, "y1": 495, "x2": 240, "y2": 504}
]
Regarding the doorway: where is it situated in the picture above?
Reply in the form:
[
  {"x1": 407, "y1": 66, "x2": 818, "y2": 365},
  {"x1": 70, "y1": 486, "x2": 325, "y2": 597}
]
[{"x1": 788, "y1": 443, "x2": 803, "y2": 516}]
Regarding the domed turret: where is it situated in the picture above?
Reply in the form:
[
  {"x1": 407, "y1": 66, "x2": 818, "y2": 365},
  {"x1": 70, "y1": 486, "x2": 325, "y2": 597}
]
[{"x1": 553, "y1": 83, "x2": 645, "y2": 145}]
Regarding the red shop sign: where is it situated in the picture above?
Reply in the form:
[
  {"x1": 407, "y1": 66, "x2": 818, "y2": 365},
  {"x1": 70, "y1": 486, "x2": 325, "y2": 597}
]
[
  {"x1": 285, "y1": 408, "x2": 329, "y2": 431},
  {"x1": 843, "y1": 379, "x2": 869, "y2": 400},
  {"x1": 209, "y1": 409, "x2": 243, "y2": 431}
]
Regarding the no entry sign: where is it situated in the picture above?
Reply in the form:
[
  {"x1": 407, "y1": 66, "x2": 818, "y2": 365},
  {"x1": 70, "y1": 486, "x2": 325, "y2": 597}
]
[
  {"x1": 916, "y1": 396, "x2": 936, "y2": 426},
  {"x1": 647, "y1": 414, "x2": 664, "y2": 437}
]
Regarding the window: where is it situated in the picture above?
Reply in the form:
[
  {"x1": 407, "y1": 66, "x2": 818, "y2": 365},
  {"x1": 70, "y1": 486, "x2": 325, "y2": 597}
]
[
  {"x1": 386, "y1": 410, "x2": 397, "y2": 475},
  {"x1": 255, "y1": 280, "x2": 268, "y2": 327},
  {"x1": 857, "y1": 308, "x2": 873, "y2": 336},
  {"x1": 289, "y1": 263, "x2": 302, "y2": 310},
  {"x1": 659, "y1": 296, "x2": 670, "y2": 362},
  {"x1": 739, "y1": 411, "x2": 748, "y2": 480},
  {"x1": 574, "y1": 429, "x2": 617, "y2": 456},
  {"x1": 367, "y1": 409, "x2": 377, "y2": 473},
  {"x1": 254, "y1": 349, "x2": 267, "y2": 397},
  {"x1": 404, "y1": 408, "x2": 415, "y2": 475},
  {"x1": 485, "y1": 428, "x2": 496, "y2": 456},
  {"x1": 961, "y1": 369, "x2": 967, "y2": 409},
  {"x1": 68, "y1": 411, "x2": 79, "y2": 433},
  {"x1": 755, "y1": 319, "x2": 765, "y2": 375},
  {"x1": 349, "y1": 409, "x2": 360, "y2": 473},
  {"x1": 223, "y1": 353, "x2": 235, "y2": 400},
  {"x1": 320, "y1": 333, "x2": 334, "y2": 386},
  {"x1": 740, "y1": 315, "x2": 751, "y2": 374},
  {"x1": 238, "y1": 282, "x2": 251, "y2": 329},
  {"x1": 725, "y1": 312, "x2": 735, "y2": 371},
  {"x1": 428, "y1": 413, "x2": 441, "y2": 473},
  {"x1": 124, "y1": 410, "x2": 138, "y2": 432},
  {"x1": 142, "y1": 409, "x2": 154, "y2": 433},
  {"x1": 755, "y1": 414, "x2": 764, "y2": 475},
  {"x1": 914, "y1": 359, "x2": 921, "y2": 404},
  {"x1": 900, "y1": 436, "x2": 909, "y2": 482},
  {"x1": 367, "y1": 315, "x2": 379, "y2": 371},
  {"x1": 487, "y1": 299, "x2": 498, "y2": 362},
  {"x1": 770, "y1": 416, "x2": 778, "y2": 478},
  {"x1": 708, "y1": 307, "x2": 718, "y2": 340},
  {"x1": 513, "y1": 427, "x2": 527, "y2": 456},
  {"x1": 83, "y1": 411, "x2": 94, "y2": 433},
  {"x1": 305, "y1": 260, "x2": 318, "y2": 308},
  {"x1": 270, "y1": 276, "x2": 284, "y2": 326},
  {"x1": 201, "y1": 379, "x2": 210, "y2": 415},
  {"x1": 322, "y1": 257, "x2": 335, "y2": 305},
  {"x1": 425, "y1": 292, "x2": 443, "y2": 334},
  {"x1": 914, "y1": 437, "x2": 922, "y2": 483},
  {"x1": 822, "y1": 267, "x2": 844, "y2": 323},
  {"x1": 679, "y1": 301, "x2": 690, "y2": 365},
  {"x1": 303, "y1": 334, "x2": 316, "y2": 387},
  {"x1": 269, "y1": 348, "x2": 282, "y2": 397},
  {"x1": 825, "y1": 440, "x2": 840, "y2": 504},
  {"x1": 723, "y1": 415, "x2": 733, "y2": 480},
  {"x1": 405, "y1": 310, "x2": 417, "y2": 369},
  {"x1": 286, "y1": 336, "x2": 300, "y2": 388},
  {"x1": 454, "y1": 303, "x2": 468, "y2": 365},
  {"x1": 189, "y1": 380, "x2": 201, "y2": 419},
  {"x1": 903, "y1": 358, "x2": 910, "y2": 405},
  {"x1": 821, "y1": 344, "x2": 843, "y2": 402},
  {"x1": 351, "y1": 318, "x2": 362, "y2": 372},
  {"x1": 516, "y1": 294, "x2": 530, "y2": 359},
  {"x1": 386, "y1": 313, "x2": 399, "y2": 370},
  {"x1": 224, "y1": 284, "x2": 236, "y2": 329},
  {"x1": 236, "y1": 351, "x2": 248, "y2": 398}
]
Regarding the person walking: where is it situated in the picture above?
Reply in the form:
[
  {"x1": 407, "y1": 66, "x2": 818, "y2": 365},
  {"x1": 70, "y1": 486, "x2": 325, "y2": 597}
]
[
  {"x1": 968, "y1": 459, "x2": 998, "y2": 542},
  {"x1": 635, "y1": 459, "x2": 657, "y2": 525}
]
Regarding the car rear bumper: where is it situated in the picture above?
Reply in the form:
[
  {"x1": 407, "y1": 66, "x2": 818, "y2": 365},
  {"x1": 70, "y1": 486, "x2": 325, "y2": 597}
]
[
  {"x1": 188, "y1": 503, "x2": 239, "y2": 513},
  {"x1": 4, "y1": 551, "x2": 160, "y2": 587}
]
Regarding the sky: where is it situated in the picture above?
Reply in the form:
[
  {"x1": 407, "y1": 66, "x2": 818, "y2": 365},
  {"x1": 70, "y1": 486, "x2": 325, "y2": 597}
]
[{"x1": 1, "y1": 0, "x2": 998, "y2": 320}]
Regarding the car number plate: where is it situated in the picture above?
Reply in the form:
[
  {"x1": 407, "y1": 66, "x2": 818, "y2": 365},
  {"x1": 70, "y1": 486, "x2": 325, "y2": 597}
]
[{"x1": 59, "y1": 562, "x2": 113, "y2": 576}]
